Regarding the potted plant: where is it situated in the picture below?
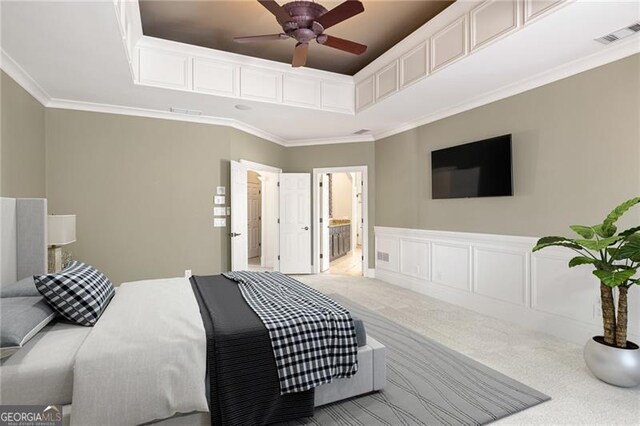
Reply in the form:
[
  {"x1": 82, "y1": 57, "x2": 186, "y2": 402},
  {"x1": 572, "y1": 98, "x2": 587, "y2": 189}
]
[{"x1": 533, "y1": 197, "x2": 640, "y2": 387}]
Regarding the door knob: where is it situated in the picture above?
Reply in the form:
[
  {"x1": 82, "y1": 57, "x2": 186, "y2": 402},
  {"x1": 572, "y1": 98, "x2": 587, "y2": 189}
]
[
  {"x1": 230, "y1": 232, "x2": 242, "y2": 237},
  {"x1": 302, "y1": 226, "x2": 309, "y2": 231}
]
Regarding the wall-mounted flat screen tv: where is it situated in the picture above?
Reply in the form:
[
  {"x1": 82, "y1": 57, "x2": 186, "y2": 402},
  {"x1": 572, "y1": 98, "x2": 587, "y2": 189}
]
[{"x1": 431, "y1": 134, "x2": 513, "y2": 199}]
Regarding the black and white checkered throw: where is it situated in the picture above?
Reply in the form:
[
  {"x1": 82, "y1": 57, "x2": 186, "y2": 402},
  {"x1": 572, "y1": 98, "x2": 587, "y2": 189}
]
[{"x1": 222, "y1": 271, "x2": 359, "y2": 394}]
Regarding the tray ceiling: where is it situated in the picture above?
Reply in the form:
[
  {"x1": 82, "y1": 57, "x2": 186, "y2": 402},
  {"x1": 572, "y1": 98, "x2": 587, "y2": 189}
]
[{"x1": 139, "y1": 0, "x2": 454, "y2": 75}]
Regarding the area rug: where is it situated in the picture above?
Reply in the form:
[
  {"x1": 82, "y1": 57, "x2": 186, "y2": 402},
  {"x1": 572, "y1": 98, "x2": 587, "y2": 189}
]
[{"x1": 281, "y1": 295, "x2": 550, "y2": 426}]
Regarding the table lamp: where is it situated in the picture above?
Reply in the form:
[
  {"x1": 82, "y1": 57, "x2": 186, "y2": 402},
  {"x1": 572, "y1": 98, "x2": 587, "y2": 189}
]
[{"x1": 48, "y1": 214, "x2": 76, "y2": 272}]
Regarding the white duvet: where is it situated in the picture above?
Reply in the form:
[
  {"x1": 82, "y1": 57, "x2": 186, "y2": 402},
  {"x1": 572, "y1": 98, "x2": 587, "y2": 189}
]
[{"x1": 71, "y1": 277, "x2": 209, "y2": 426}]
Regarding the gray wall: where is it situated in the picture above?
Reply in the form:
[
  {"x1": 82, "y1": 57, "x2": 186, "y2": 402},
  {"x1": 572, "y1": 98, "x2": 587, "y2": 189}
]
[
  {"x1": 286, "y1": 142, "x2": 376, "y2": 268},
  {"x1": 376, "y1": 54, "x2": 640, "y2": 237},
  {"x1": 1, "y1": 71, "x2": 46, "y2": 198},
  {"x1": 45, "y1": 109, "x2": 286, "y2": 285}
]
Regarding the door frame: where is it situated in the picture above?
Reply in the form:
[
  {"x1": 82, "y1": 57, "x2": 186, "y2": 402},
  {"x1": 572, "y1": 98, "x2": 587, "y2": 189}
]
[
  {"x1": 312, "y1": 166, "x2": 369, "y2": 276},
  {"x1": 238, "y1": 159, "x2": 282, "y2": 271}
]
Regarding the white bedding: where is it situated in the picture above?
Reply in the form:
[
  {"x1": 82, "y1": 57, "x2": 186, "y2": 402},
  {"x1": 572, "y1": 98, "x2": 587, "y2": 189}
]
[{"x1": 71, "y1": 277, "x2": 208, "y2": 426}]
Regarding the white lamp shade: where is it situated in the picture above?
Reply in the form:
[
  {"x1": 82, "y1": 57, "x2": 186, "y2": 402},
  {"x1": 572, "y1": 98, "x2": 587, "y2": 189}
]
[{"x1": 48, "y1": 215, "x2": 76, "y2": 246}]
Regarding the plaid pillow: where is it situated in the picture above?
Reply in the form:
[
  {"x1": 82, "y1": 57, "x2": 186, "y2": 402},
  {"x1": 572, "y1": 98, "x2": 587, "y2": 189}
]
[{"x1": 34, "y1": 261, "x2": 115, "y2": 326}]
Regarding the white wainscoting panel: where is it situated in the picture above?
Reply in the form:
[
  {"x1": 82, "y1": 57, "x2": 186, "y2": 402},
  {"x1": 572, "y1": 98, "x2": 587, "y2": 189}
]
[
  {"x1": 531, "y1": 252, "x2": 599, "y2": 324},
  {"x1": 524, "y1": 0, "x2": 565, "y2": 23},
  {"x1": 430, "y1": 16, "x2": 468, "y2": 73},
  {"x1": 375, "y1": 236, "x2": 399, "y2": 272},
  {"x1": 193, "y1": 58, "x2": 238, "y2": 97},
  {"x1": 283, "y1": 75, "x2": 320, "y2": 109},
  {"x1": 240, "y1": 68, "x2": 282, "y2": 102},
  {"x1": 470, "y1": 0, "x2": 520, "y2": 52},
  {"x1": 400, "y1": 43, "x2": 428, "y2": 89},
  {"x1": 355, "y1": 77, "x2": 375, "y2": 112},
  {"x1": 474, "y1": 246, "x2": 528, "y2": 306},
  {"x1": 400, "y1": 239, "x2": 430, "y2": 281},
  {"x1": 432, "y1": 242, "x2": 471, "y2": 291},
  {"x1": 375, "y1": 61, "x2": 399, "y2": 101},
  {"x1": 320, "y1": 81, "x2": 353, "y2": 114},
  {"x1": 139, "y1": 48, "x2": 190, "y2": 90},
  {"x1": 374, "y1": 226, "x2": 640, "y2": 346}
]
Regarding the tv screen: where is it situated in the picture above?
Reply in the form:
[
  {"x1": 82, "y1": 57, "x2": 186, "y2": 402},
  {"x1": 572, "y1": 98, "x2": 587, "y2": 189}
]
[{"x1": 431, "y1": 135, "x2": 513, "y2": 199}]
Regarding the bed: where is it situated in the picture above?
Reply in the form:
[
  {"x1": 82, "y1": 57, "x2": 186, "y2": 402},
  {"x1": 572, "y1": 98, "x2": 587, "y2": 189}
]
[{"x1": 0, "y1": 197, "x2": 386, "y2": 425}]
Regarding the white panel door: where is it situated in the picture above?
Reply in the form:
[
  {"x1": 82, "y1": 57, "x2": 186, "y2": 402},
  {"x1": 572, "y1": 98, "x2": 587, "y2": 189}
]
[
  {"x1": 279, "y1": 173, "x2": 311, "y2": 274},
  {"x1": 230, "y1": 161, "x2": 248, "y2": 271},
  {"x1": 247, "y1": 181, "x2": 261, "y2": 259},
  {"x1": 320, "y1": 174, "x2": 330, "y2": 272}
]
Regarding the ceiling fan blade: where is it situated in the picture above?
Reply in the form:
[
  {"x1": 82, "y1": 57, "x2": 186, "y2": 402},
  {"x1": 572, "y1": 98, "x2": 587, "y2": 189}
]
[
  {"x1": 257, "y1": 0, "x2": 293, "y2": 25},
  {"x1": 318, "y1": 35, "x2": 367, "y2": 55},
  {"x1": 234, "y1": 34, "x2": 288, "y2": 43},
  {"x1": 292, "y1": 42, "x2": 309, "y2": 68},
  {"x1": 316, "y1": 0, "x2": 364, "y2": 30}
]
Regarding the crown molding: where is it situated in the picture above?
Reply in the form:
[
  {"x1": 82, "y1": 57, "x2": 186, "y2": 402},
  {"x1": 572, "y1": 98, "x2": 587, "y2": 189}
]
[
  {"x1": 285, "y1": 134, "x2": 375, "y2": 147},
  {"x1": 3, "y1": 37, "x2": 639, "y2": 147},
  {"x1": 45, "y1": 98, "x2": 287, "y2": 146},
  {"x1": 1, "y1": 49, "x2": 51, "y2": 106},
  {"x1": 372, "y1": 37, "x2": 640, "y2": 141}
]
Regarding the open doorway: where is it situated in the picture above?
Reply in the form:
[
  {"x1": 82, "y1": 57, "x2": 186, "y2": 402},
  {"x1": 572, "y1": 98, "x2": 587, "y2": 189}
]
[
  {"x1": 246, "y1": 169, "x2": 278, "y2": 272},
  {"x1": 313, "y1": 166, "x2": 368, "y2": 277}
]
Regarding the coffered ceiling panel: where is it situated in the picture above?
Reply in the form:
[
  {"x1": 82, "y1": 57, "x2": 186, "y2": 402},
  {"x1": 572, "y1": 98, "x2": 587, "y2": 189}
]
[{"x1": 139, "y1": 0, "x2": 455, "y2": 75}]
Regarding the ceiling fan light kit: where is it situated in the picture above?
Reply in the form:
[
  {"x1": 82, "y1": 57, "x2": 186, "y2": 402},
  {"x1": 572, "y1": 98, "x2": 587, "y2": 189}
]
[{"x1": 235, "y1": 0, "x2": 367, "y2": 67}]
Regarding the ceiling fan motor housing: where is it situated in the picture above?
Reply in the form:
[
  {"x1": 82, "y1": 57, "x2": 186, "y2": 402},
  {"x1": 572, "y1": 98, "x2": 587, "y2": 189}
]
[{"x1": 282, "y1": 1, "x2": 328, "y2": 43}]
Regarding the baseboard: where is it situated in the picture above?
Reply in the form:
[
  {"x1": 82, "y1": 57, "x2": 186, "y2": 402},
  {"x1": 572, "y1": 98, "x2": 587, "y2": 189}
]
[{"x1": 365, "y1": 268, "x2": 376, "y2": 279}]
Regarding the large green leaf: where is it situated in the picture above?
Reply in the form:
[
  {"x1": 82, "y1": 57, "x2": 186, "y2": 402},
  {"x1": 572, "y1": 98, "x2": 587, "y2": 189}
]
[
  {"x1": 615, "y1": 235, "x2": 640, "y2": 262},
  {"x1": 620, "y1": 226, "x2": 640, "y2": 237},
  {"x1": 533, "y1": 236, "x2": 582, "y2": 252},
  {"x1": 593, "y1": 269, "x2": 637, "y2": 287},
  {"x1": 568, "y1": 256, "x2": 596, "y2": 268},
  {"x1": 593, "y1": 223, "x2": 617, "y2": 238},
  {"x1": 602, "y1": 197, "x2": 640, "y2": 235},
  {"x1": 570, "y1": 225, "x2": 595, "y2": 239},
  {"x1": 575, "y1": 236, "x2": 624, "y2": 251}
]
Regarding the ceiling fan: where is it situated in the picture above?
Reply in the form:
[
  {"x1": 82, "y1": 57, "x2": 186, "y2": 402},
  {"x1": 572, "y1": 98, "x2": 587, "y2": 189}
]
[{"x1": 234, "y1": 0, "x2": 367, "y2": 68}]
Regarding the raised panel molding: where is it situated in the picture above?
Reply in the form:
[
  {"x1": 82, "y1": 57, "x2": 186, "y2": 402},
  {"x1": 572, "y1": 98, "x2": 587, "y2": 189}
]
[
  {"x1": 375, "y1": 61, "x2": 399, "y2": 101},
  {"x1": 400, "y1": 43, "x2": 428, "y2": 88},
  {"x1": 430, "y1": 15, "x2": 468, "y2": 73},
  {"x1": 283, "y1": 75, "x2": 320, "y2": 108},
  {"x1": 240, "y1": 68, "x2": 282, "y2": 102},
  {"x1": 373, "y1": 227, "x2": 640, "y2": 346},
  {"x1": 400, "y1": 239, "x2": 430, "y2": 280},
  {"x1": 474, "y1": 246, "x2": 528, "y2": 306},
  {"x1": 524, "y1": 0, "x2": 565, "y2": 23},
  {"x1": 375, "y1": 236, "x2": 399, "y2": 272},
  {"x1": 355, "y1": 77, "x2": 375, "y2": 112},
  {"x1": 193, "y1": 58, "x2": 238, "y2": 97},
  {"x1": 432, "y1": 242, "x2": 471, "y2": 291},
  {"x1": 321, "y1": 81, "x2": 353, "y2": 113},
  {"x1": 470, "y1": 0, "x2": 520, "y2": 52},
  {"x1": 138, "y1": 48, "x2": 190, "y2": 90}
]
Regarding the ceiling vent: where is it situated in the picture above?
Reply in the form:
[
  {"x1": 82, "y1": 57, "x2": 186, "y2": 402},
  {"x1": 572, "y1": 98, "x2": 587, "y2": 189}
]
[
  {"x1": 595, "y1": 22, "x2": 640, "y2": 45},
  {"x1": 170, "y1": 107, "x2": 202, "y2": 116},
  {"x1": 353, "y1": 129, "x2": 370, "y2": 135}
]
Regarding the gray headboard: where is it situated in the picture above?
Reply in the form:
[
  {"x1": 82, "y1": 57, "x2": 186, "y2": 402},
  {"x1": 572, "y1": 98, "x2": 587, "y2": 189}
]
[{"x1": 0, "y1": 198, "x2": 47, "y2": 286}]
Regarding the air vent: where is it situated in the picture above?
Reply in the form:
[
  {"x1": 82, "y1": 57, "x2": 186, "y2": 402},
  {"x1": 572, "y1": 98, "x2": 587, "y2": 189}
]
[
  {"x1": 353, "y1": 129, "x2": 370, "y2": 135},
  {"x1": 595, "y1": 22, "x2": 640, "y2": 45},
  {"x1": 377, "y1": 251, "x2": 390, "y2": 262},
  {"x1": 170, "y1": 107, "x2": 202, "y2": 116}
]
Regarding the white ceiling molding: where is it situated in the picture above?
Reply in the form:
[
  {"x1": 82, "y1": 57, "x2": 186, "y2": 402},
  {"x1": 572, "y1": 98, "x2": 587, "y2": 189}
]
[
  {"x1": 372, "y1": 35, "x2": 640, "y2": 141},
  {"x1": 1, "y1": 50, "x2": 50, "y2": 106},
  {"x1": 2, "y1": 0, "x2": 639, "y2": 147}
]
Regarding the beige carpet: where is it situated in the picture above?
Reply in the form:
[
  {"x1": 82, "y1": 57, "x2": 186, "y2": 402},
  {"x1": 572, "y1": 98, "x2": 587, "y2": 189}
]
[{"x1": 294, "y1": 274, "x2": 640, "y2": 425}]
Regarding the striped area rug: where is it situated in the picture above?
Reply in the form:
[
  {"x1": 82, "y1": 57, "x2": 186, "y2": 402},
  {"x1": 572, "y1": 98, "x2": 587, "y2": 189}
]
[{"x1": 281, "y1": 295, "x2": 550, "y2": 426}]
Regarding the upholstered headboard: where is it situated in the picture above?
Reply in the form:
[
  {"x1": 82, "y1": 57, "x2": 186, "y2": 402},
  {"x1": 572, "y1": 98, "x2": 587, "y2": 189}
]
[{"x1": 0, "y1": 198, "x2": 47, "y2": 287}]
